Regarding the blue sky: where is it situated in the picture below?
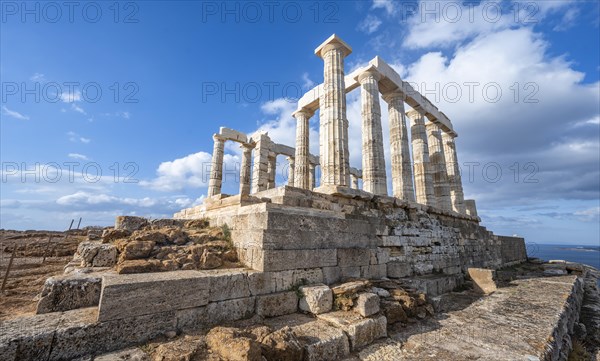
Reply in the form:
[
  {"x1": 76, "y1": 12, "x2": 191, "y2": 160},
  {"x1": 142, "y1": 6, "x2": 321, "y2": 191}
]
[{"x1": 1, "y1": 0, "x2": 599, "y2": 246}]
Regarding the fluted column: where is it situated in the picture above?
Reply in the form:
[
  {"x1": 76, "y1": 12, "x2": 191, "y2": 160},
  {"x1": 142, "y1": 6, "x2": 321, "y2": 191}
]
[
  {"x1": 465, "y1": 199, "x2": 478, "y2": 217},
  {"x1": 251, "y1": 133, "x2": 270, "y2": 193},
  {"x1": 315, "y1": 35, "x2": 352, "y2": 187},
  {"x1": 287, "y1": 157, "x2": 295, "y2": 187},
  {"x1": 442, "y1": 132, "x2": 466, "y2": 214},
  {"x1": 309, "y1": 164, "x2": 316, "y2": 190},
  {"x1": 239, "y1": 144, "x2": 253, "y2": 196},
  {"x1": 358, "y1": 68, "x2": 387, "y2": 196},
  {"x1": 293, "y1": 109, "x2": 313, "y2": 189},
  {"x1": 208, "y1": 134, "x2": 225, "y2": 197},
  {"x1": 406, "y1": 109, "x2": 436, "y2": 207},
  {"x1": 384, "y1": 91, "x2": 415, "y2": 201},
  {"x1": 267, "y1": 154, "x2": 276, "y2": 189},
  {"x1": 351, "y1": 174, "x2": 359, "y2": 189},
  {"x1": 427, "y1": 123, "x2": 452, "y2": 211}
]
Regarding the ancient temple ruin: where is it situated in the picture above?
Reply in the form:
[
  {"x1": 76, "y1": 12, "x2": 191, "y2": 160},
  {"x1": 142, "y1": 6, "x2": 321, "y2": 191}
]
[{"x1": 174, "y1": 34, "x2": 517, "y2": 277}]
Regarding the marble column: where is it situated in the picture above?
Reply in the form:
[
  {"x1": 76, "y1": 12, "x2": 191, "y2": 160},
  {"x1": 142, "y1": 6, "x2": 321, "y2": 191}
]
[
  {"x1": 351, "y1": 174, "x2": 359, "y2": 189},
  {"x1": 427, "y1": 122, "x2": 452, "y2": 211},
  {"x1": 309, "y1": 164, "x2": 316, "y2": 190},
  {"x1": 406, "y1": 109, "x2": 436, "y2": 207},
  {"x1": 267, "y1": 154, "x2": 277, "y2": 189},
  {"x1": 287, "y1": 157, "x2": 295, "y2": 187},
  {"x1": 239, "y1": 143, "x2": 253, "y2": 196},
  {"x1": 251, "y1": 133, "x2": 270, "y2": 193},
  {"x1": 358, "y1": 68, "x2": 387, "y2": 196},
  {"x1": 208, "y1": 134, "x2": 225, "y2": 197},
  {"x1": 384, "y1": 91, "x2": 415, "y2": 201},
  {"x1": 293, "y1": 109, "x2": 313, "y2": 189},
  {"x1": 315, "y1": 35, "x2": 352, "y2": 187},
  {"x1": 465, "y1": 199, "x2": 478, "y2": 217},
  {"x1": 442, "y1": 132, "x2": 466, "y2": 214}
]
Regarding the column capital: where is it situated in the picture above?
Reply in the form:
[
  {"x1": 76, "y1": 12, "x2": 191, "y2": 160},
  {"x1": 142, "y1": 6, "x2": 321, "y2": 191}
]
[
  {"x1": 240, "y1": 142, "x2": 254, "y2": 151},
  {"x1": 406, "y1": 107, "x2": 426, "y2": 120},
  {"x1": 382, "y1": 91, "x2": 406, "y2": 103},
  {"x1": 287, "y1": 156, "x2": 295, "y2": 163},
  {"x1": 315, "y1": 34, "x2": 352, "y2": 58},
  {"x1": 292, "y1": 108, "x2": 314, "y2": 119},
  {"x1": 357, "y1": 65, "x2": 382, "y2": 83},
  {"x1": 212, "y1": 133, "x2": 226, "y2": 142},
  {"x1": 441, "y1": 131, "x2": 457, "y2": 141}
]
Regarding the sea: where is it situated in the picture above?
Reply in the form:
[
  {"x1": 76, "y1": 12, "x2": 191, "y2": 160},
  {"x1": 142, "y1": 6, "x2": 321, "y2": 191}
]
[{"x1": 526, "y1": 243, "x2": 600, "y2": 270}]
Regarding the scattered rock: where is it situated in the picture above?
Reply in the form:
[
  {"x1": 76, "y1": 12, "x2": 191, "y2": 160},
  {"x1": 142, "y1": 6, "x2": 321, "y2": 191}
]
[
  {"x1": 199, "y1": 249, "x2": 223, "y2": 269},
  {"x1": 206, "y1": 327, "x2": 262, "y2": 361},
  {"x1": 381, "y1": 300, "x2": 408, "y2": 324},
  {"x1": 116, "y1": 259, "x2": 156, "y2": 274},
  {"x1": 299, "y1": 284, "x2": 333, "y2": 315},
  {"x1": 467, "y1": 268, "x2": 497, "y2": 294},
  {"x1": 77, "y1": 242, "x2": 117, "y2": 267},
  {"x1": 354, "y1": 293, "x2": 380, "y2": 317},
  {"x1": 119, "y1": 240, "x2": 156, "y2": 260},
  {"x1": 101, "y1": 229, "x2": 131, "y2": 243},
  {"x1": 260, "y1": 326, "x2": 304, "y2": 361}
]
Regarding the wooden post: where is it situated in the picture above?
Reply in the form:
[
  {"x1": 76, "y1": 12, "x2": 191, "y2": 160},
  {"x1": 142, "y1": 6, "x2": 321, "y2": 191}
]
[
  {"x1": 1, "y1": 245, "x2": 17, "y2": 293},
  {"x1": 77, "y1": 217, "x2": 82, "y2": 229},
  {"x1": 68, "y1": 219, "x2": 74, "y2": 230},
  {"x1": 42, "y1": 236, "x2": 53, "y2": 263}
]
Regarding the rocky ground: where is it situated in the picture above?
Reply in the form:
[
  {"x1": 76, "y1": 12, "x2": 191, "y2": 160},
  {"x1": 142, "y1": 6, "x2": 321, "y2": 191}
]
[
  {"x1": 69, "y1": 216, "x2": 242, "y2": 275},
  {"x1": 0, "y1": 229, "x2": 86, "y2": 321}
]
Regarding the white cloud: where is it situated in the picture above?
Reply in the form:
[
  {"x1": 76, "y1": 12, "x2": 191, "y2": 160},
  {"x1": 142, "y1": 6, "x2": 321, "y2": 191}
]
[
  {"x1": 371, "y1": 0, "x2": 396, "y2": 15},
  {"x1": 302, "y1": 73, "x2": 316, "y2": 90},
  {"x1": 71, "y1": 103, "x2": 87, "y2": 115},
  {"x1": 68, "y1": 153, "x2": 89, "y2": 161},
  {"x1": 1, "y1": 106, "x2": 29, "y2": 120},
  {"x1": 30, "y1": 73, "x2": 46, "y2": 82},
  {"x1": 142, "y1": 151, "x2": 240, "y2": 192},
  {"x1": 60, "y1": 90, "x2": 82, "y2": 103},
  {"x1": 402, "y1": 0, "x2": 580, "y2": 49},
  {"x1": 358, "y1": 14, "x2": 382, "y2": 34},
  {"x1": 67, "y1": 131, "x2": 91, "y2": 143},
  {"x1": 574, "y1": 207, "x2": 600, "y2": 222}
]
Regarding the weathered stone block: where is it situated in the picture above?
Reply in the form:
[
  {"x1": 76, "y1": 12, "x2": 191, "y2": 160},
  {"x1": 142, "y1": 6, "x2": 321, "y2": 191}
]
[
  {"x1": 337, "y1": 248, "x2": 371, "y2": 267},
  {"x1": 467, "y1": 268, "x2": 497, "y2": 294},
  {"x1": 387, "y1": 261, "x2": 413, "y2": 278},
  {"x1": 98, "y1": 271, "x2": 210, "y2": 322},
  {"x1": 261, "y1": 249, "x2": 337, "y2": 271},
  {"x1": 208, "y1": 270, "x2": 251, "y2": 302},
  {"x1": 247, "y1": 270, "x2": 294, "y2": 296},
  {"x1": 115, "y1": 216, "x2": 148, "y2": 231},
  {"x1": 175, "y1": 297, "x2": 256, "y2": 331},
  {"x1": 36, "y1": 273, "x2": 102, "y2": 314},
  {"x1": 78, "y1": 242, "x2": 117, "y2": 267},
  {"x1": 340, "y1": 266, "x2": 361, "y2": 279},
  {"x1": 360, "y1": 264, "x2": 387, "y2": 279},
  {"x1": 299, "y1": 285, "x2": 333, "y2": 315},
  {"x1": 293, "y1": 268, "x2": 324, "y2": 285},
  {"x1": 322, "y1": 266, "x2": 341, "y2": 285},
  {"x1": 256, "y1": 291, "x2": 298, "y2": 318},
  {"x1": 318, "y1": 312, "x2": 387, "y2": 350},
  {"x1": 354, "y1": 293, "x2": 380, "y2": 317}
]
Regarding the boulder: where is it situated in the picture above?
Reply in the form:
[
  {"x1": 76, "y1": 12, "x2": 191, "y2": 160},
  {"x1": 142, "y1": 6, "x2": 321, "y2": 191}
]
[
  {"x1": 299, "y1": 284, "x2": 333, "y2": 315},
  {"x1": 354, "y1": 293, "x2": 380, "y2": 317},
  {"x1": 206, "y1": 327, "x2": 261, "y2": 361},
  {"x1": 152, "y1": 335, "x2": 201, "y2": 361},
  {"x1": 260, "y1": 326, "x2": 304, "y2": 361}
]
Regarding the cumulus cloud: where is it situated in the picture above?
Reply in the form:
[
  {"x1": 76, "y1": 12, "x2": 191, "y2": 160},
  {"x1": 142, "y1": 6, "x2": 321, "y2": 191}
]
[{"x1": 141, "y1": 151, "x2": 240, "y2": 192}]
